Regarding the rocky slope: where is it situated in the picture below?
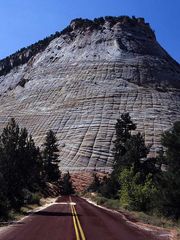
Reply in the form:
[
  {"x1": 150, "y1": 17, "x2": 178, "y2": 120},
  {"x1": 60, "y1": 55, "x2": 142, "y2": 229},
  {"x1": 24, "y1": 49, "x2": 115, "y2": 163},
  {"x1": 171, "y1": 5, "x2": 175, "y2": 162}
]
[{"x1": 0, "y1": 16, "x2": 179, "y2": 172}]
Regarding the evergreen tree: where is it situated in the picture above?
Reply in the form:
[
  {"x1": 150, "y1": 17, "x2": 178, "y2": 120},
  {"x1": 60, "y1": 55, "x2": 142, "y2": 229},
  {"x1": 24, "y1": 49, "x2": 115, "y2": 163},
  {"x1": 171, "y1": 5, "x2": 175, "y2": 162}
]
[
  {"x1": 42, "y1": 130, "x2": 60, "y2": 182},
  {"x1": 99, "y1": 174, "x2": 120, "y2": 198},
  {"x1": 17, "y1": 128, "x2": 42, "y2": 190},
  {"x1": 121, "y1": 133, "x2": 149, "y2": 173},
  {"x1": 21, "y1": 135, "x2": 42, "y2": 190},
  {"x1": 0, "y1": 118, "x2": 42, "y2": 209},
  {"x1": 0, "y1": 118, "x2": 24, "y2": 209},
  {"x1": 88, "y1": 173, "x2": 101, "y2": 192},
  {"x1": 161, "y1": 121, "x2": 180, "y2": 172},
  {"x1": 114, "y1": 113, "x2": 136, "y2": 168},
  {"x1": 100, "y1": 113, "x2": 157, "y2": 199},
  {"x1": 159, "y1": 121, "x2": 180, "y2": 219},
  {"x1": 61, "y1": 172, "x2": 74, "y2": 195},
  {"x1": 104, "y1": 113, "x2": 137, "y2": 197},
  {"x1": 0, "y1": 173, "x2": 9, "y2": 220}
]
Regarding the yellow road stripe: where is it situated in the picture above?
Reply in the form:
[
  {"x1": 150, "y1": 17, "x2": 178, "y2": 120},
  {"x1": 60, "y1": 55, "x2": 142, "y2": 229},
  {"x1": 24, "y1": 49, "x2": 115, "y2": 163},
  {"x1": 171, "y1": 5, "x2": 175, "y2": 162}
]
[
  {"x1": 69, "y1": 196, "x2": 86, "y2": 240},
  {"x1": 71, "y1": 204, "x2": 80, "y2": 240},
  {"x1": 72, "y1": 205, "x2": 86, "y2": 240}
]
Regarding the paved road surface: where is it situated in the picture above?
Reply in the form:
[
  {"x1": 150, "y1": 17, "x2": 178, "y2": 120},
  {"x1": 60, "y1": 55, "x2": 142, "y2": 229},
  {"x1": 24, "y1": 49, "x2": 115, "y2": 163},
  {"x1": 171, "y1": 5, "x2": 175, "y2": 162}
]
[{"x1": 0, "y1": 196, "x2": 160, "y2": 240}]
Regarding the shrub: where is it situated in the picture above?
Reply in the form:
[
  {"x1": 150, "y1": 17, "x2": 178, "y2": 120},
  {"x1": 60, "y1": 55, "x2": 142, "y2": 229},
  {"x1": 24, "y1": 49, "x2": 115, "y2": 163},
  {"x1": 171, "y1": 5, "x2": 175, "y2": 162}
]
[
  {"x1": 30, "y1": 193, "x2": 41, "y2": 205},
  {"x1": 119, "y1": 167, "x2": 158, "y2": 212},
  {"x1": 23, "y1": 189, "x2": 41, "y2": 205}
]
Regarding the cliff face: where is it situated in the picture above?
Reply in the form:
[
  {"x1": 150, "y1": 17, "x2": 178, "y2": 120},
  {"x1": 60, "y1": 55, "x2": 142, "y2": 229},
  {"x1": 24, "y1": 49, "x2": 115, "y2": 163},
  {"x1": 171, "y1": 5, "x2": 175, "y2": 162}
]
[{"x1": 0, "y1": 16, "x2": 179, "y2": 172}]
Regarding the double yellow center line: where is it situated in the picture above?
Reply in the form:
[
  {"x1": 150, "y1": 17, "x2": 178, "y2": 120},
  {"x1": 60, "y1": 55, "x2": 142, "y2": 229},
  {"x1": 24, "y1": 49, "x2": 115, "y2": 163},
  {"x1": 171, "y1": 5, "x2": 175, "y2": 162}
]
[{"x1": 69, "y1": 196, "x2": 86, "y2": 240}]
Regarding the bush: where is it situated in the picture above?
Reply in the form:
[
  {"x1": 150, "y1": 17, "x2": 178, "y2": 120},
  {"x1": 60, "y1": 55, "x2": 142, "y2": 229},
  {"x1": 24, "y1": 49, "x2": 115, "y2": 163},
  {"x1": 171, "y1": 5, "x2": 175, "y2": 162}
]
[
  {"x1": 96, "y1": 196, "x2": 107, "y2": 205},
  {"x1": 101, "y1": 199, "x2": 120, "y2": 209},
  {"x1": 119, "y1": 167, "x2": 158, "y2": 212},
  {"x1": 23, "y1": 189, "x2": 41, "y2": 205}
]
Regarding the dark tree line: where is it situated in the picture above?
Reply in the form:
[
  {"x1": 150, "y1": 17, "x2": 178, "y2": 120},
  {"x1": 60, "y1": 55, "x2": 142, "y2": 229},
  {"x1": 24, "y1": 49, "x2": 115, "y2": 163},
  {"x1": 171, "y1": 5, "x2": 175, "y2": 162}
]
[
  {"x1": 89, "y1": 113, "x2": 180, "y2": 220},
  {"x1": 159, "y1": 121, "x2": 180, "y2": 219},
  {"x1": 0, "y1": 118, "x2": 74, "y2": 220}
]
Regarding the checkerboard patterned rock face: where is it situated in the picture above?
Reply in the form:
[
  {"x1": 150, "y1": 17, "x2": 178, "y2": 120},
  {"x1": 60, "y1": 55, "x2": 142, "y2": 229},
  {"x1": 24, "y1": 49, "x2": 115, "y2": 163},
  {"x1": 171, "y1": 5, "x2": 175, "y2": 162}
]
[{"x1": 0, "y1": 17, "x2": 179, "y2": 172}]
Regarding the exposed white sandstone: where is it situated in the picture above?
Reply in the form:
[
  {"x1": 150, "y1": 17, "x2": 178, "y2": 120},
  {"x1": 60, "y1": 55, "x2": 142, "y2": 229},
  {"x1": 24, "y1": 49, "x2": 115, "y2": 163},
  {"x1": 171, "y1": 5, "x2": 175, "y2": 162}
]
[{"x1": 0, "y1": 17, "x2": 179, "y2": 172}]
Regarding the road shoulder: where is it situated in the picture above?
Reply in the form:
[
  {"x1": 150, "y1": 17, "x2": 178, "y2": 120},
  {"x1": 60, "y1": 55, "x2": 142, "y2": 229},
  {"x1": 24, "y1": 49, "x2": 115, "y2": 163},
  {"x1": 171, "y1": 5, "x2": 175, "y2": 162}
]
[{"x1": 82, "y1": 196, "x2": 177, "y2": 240}]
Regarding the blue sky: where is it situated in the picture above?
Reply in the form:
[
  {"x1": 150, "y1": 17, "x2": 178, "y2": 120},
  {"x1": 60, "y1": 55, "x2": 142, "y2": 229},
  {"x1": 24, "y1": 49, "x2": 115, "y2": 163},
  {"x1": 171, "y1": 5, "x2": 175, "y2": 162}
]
[{"x1": 0, "y1": 0, "x2": 179, "y2": 63}]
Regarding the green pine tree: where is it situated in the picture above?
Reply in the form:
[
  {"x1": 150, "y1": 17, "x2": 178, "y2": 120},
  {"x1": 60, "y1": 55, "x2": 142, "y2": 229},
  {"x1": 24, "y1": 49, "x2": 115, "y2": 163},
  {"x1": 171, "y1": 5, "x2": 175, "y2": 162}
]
[
  {"x1": 88, "y1": 173, "x2": 101, "y2": 192},
  {"x1": 0, "y1": 118, "x2": 42, "y2": 209},
  {"x1": 103, "y1": 113, "x2": 136, "y2": 197},
  {"x1": 159, "y1": 121, "x2": 180, "y2": 219},
  {"x1": 0, "y1": 173, "x2": 9, "y2": 220},
  {"x1": 61, "y1": 172, "x2": 74, "y2": 195},
  {"x1": 114, "y1": 113, "x2": 136, "y2": 168},
  {"x1": 100, "y1": 113, "x2": 157, "y2": 199},
  {"x1": 42, "y1": 130, "x2": 60, "y2": 182},
  {"x1": 0, "y1": 118, "x2": 24, "y2": 209}
]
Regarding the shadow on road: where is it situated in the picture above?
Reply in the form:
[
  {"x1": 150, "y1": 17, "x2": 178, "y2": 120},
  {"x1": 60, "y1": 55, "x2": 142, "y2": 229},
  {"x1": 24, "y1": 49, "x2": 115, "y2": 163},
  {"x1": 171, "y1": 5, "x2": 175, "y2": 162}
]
[{"x1": 33, "y1": 211, "x2": 81, "y2": 217}]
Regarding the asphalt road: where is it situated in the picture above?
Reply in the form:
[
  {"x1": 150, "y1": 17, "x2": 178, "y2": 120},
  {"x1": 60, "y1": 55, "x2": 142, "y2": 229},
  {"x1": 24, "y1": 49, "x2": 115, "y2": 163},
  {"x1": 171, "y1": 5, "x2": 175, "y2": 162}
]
[{"x1": 0, "y1": 196, "x2": 159, "y2": 240}]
